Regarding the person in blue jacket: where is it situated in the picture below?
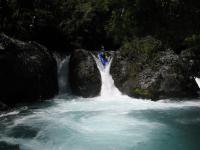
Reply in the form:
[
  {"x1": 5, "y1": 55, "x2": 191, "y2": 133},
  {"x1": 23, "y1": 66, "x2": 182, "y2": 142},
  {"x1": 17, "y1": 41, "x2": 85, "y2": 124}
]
[{"x1": 98, "y1": 46, "x2": 108, "y2": 66}]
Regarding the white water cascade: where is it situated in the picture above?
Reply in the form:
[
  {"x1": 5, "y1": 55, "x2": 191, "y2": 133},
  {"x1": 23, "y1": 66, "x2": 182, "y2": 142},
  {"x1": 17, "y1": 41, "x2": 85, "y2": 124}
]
[
  {"x1": 58, "y1": 56, "x2": 71, "y2": 94},
  {"x1": 92, "y1": 55, "x2": 122, "y2": 98},
  {"x1": 194, "y1": 77, "x2": 200, "y2": 88}
]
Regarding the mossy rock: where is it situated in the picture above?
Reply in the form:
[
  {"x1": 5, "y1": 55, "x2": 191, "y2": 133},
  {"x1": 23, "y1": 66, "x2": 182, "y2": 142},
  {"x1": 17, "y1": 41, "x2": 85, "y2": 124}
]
[
  {"x1": 111, "y1": 40, "x2": 199, "y2": 100},
  {"x1": 131, "y1": 88, "x2": 153, "y2": 99}
]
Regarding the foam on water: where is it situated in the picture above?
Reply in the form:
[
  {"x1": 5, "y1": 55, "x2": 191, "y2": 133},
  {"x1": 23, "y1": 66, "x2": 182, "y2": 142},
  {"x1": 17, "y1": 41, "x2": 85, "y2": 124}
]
[
  {"x1": 1, "y1": 96, "x2": 200, "y2": 150},
  {"x1": 0, "y1": 111, "x2": 20, "y2": 118}
]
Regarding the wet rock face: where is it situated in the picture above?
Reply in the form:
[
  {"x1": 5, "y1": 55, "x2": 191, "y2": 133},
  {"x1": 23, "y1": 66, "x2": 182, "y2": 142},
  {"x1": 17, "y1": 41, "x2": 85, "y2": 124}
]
[
  {"x1": 69, "y1": 49, "x2": 101, "y2": 97},
  {"x1": 0, "y1": 34, "x2": 58, "y2": 105},
  {"x1": 111, "y1": 38, "x2": 199, "y2": 100}
]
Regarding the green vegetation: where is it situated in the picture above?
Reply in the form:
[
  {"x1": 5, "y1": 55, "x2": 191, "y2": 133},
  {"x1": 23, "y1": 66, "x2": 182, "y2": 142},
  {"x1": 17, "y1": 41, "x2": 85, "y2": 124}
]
[
  {"x1": 131, "y1": 88, "x2": 153, "y2": 99},
  {"x1": 120, "y1": 36, "x2": 162, "y2": 59},
  {"x1": 1, "y1": 0, "x2": 200, "y2": 53}
]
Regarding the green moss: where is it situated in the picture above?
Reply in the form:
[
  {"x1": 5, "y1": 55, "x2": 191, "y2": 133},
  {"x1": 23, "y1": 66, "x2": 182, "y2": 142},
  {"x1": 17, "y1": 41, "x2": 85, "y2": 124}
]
[
  {"x1": 184, "y1": 34, "x2": 200, "y2": 47},
  {"x1": 132, "y1": 88, "x2": 152, "y2": 99}
]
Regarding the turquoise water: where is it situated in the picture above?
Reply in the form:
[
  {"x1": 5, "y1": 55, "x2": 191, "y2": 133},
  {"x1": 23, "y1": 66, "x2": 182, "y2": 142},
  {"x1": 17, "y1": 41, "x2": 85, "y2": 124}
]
[{"x1": 0, "y1": 95, "x2": 200, "y2": 150}]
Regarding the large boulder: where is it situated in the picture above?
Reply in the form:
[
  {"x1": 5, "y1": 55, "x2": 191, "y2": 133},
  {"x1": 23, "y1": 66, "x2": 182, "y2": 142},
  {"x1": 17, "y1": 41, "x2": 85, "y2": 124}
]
[
  {"x1": 69, "y1": 49, "x2": 101, "y2": 97},
  {"x1": 0, "y1": 101, "x2": 8, "y2": 111},
  {"x1": 0, "y1": 34, "x2": 58, "y2": 105},
  {"x1": 111, "y1": 37, "x2": 199, "y2": 100},
  {"x1": 181, "y1": 46, "x2": 200, "y2": 77}
]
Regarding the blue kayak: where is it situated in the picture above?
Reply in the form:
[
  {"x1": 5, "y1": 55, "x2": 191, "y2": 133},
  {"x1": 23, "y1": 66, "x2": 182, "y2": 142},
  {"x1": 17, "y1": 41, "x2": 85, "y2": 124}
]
[{"x1": 98, "y1": 52, "x2": 108, "y2": 66}]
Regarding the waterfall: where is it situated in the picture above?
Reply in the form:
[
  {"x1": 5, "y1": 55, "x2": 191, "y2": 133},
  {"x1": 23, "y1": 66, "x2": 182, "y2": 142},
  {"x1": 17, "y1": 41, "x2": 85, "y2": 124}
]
[
  {"x1": 58, "y1": 56, "x2": 71, "y2": 94},
  {"x1": 194, "y1": 77, "x2": 200, "y2": 88},
  {"x1": 93, "y1": 54, "x2": 122, "y2": 97},
  {"x1": 57, "y1": 53, "x2": 122, "y2": 97}
]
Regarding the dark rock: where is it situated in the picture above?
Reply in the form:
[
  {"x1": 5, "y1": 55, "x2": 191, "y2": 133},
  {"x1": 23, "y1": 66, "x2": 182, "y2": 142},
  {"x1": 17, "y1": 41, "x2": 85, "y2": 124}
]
[
  {"x1": 111, "y1": 37, "x2": 199, "y2": 100},
  {"x1": 0, "y1": 34, "x2": 58, "y2": 105},
  {"x1": 69, "y1": 49, "x2": 101, "y2": 97},
  {"x1": 0, "y1": 141, "x2": 20, "y2": 150},
  {"x1": 0, "y1": 100, "x2": 8, "y2": 111},
  {"x1": 180, "y1": 47, "x2": 200, "y2": 77}
]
